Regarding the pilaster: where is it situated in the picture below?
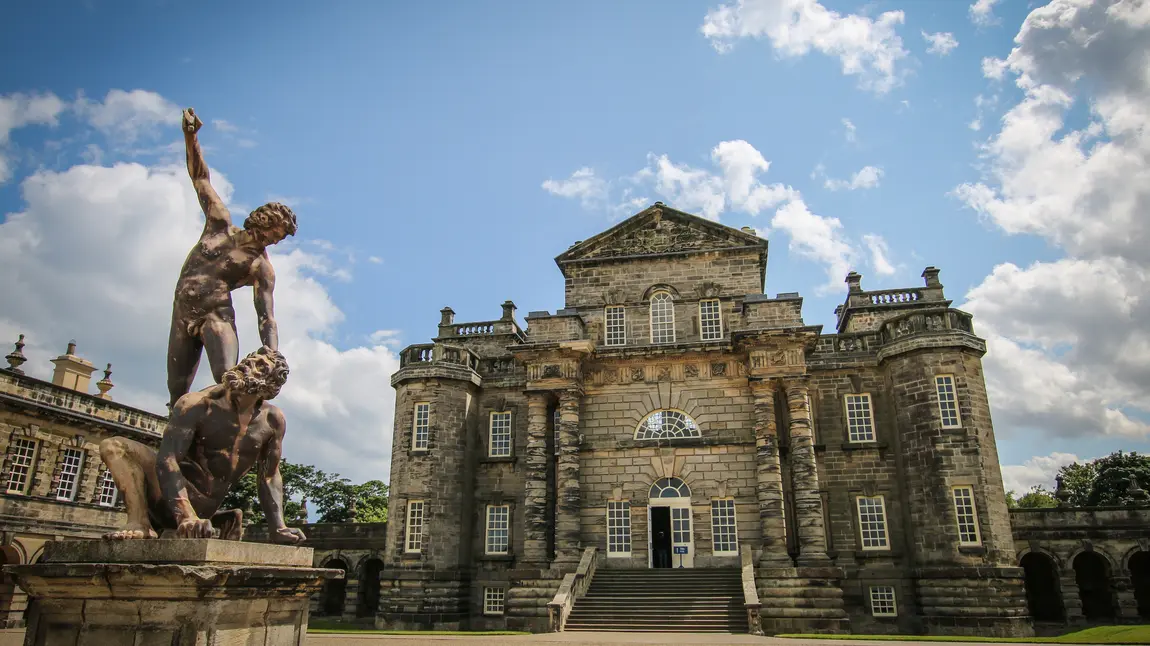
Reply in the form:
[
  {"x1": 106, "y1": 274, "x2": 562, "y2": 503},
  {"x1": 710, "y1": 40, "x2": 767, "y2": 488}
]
[
  {"x1": 782, "y1": 378, "x2": 830, "y2": 566},
  {"x1": 750, "y1": 378, "x2": 790, "y2": 567},
  {"x1": 522, "y1": 392, "x2": 550, "y2": 566},
  {"x1": 552, "y1": 389, "x2": 583, "y2": 568}
]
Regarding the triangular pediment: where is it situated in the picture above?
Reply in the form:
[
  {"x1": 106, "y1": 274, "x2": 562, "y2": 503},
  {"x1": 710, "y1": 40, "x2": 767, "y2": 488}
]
[{"x1": 555, "y1": 203, "x2": 766, "y2": 267}]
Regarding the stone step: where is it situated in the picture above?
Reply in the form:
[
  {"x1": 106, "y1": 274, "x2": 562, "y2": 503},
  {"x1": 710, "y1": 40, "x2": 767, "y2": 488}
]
[{"x1": 566, "y1": 625, "x2": 747, "y2": 633}]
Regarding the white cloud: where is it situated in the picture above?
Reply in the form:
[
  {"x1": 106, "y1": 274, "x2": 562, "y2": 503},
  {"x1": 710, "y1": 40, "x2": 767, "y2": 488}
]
[
  {"x1": 823, "y1": 165, "x2": 884, "y2": 191},
  {"x1": 212, "y1": 119, "x2": 238, "y2": 133},
  {"x1": 922, "y1": 30, "x2": 959, "y2": 56},
  {"x1": 701, "y1": 0, "x2": 909, "y2": 93},
  {"x1": 0, "y1": 154, "x2": 398, "y2": 483},
  {"x1": 955, "y1": 0, "x2": 1150, "y2": 445},
  {"x1": 75, "y1": 89, "x2": 181, "y2": 143},
  {"x1": 0, "y1": 91, "x2": 67, "y2": 185},
  {"x1": 862, "y1": 234, "x2": 895, "y2": 275},
  {"x1": 969, "y1": 0, "x2": 1000, "y2": 26},
  {"x1": 770, "y1": 199, "x2": 858, "y2": 294},
  {"x1": 1001, "y1": 452, "x2": 1086, "y2": 493},
  {"x1": 368, "y1": 256, "x2": 383, "y2": 265},
  {"x1": 842, "y1": 118, "x2": 857, "y2": 143},
  {"x1": 542, "y1": 167, "x2": 608, "y2": 209},
  {"x1": 369, "y1": 329, "x2": 403, "y2": 348}
]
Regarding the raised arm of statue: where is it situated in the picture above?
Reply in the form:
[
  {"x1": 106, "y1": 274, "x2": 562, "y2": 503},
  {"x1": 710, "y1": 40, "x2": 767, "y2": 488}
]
[
  {"x1": 257, "y1": 407, "x2": 305, "y2": 544},
  {"x1": 156, "y1": 398, "x2": 212, "y2": 538},
  {"x1": 183, "y1": 108, "x2": 232, "y2": 233},
  {"x1": 253, "y1": 257, "x2": 279, "y2": 351}
]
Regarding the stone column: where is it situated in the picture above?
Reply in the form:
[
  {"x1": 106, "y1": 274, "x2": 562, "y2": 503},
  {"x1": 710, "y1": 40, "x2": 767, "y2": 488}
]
[
  {"x1": 750, "y1": 378, "x2": 790, "y2": 567},
  {"x1": 523, "y1": 392, "x2": 551, "y2": 566},
  {"x1": 553, "y1": 390, "x2": 583, "y2": 568},
  {"x1": 783, "y1": 379, "x2": 830, "y2": 566},
  {"x1": 1111, "y1": 574, "x2": 1141, "y2": 620},
  {"x1": 1059, "y1": 573, "x2": 1084, "y2": 623}
]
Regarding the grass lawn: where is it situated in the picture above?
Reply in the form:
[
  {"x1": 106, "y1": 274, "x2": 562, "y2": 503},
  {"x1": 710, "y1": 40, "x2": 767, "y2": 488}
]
[
  {"x1": 777, "y1": 625, "x2": 1150, "y2": 644},
  {"x1": 307, "y1": 618, "x2": 528, "y2": 635}
]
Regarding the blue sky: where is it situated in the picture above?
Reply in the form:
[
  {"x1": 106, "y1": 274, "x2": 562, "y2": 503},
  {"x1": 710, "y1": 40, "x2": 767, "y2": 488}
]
[{"x1": 1, "y1": 0, "x2": 1147, "y2": 490}]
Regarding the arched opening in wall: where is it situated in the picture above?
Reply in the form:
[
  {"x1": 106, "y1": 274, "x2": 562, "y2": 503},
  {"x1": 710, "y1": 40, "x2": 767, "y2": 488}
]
[
  {"x1": 1073, "y1": 551, "x2": 1115, "y2": 621},
  {"x1": 357, "y1": 558, "x2": 384, "y2": 618},
  {"x1": 320, "y1": 559, "x2": 349, "y2": 617},
  {"x1": 1020, "y1": 552, "x2": 1064, "y2": 621},
  {"x1": 1129, "y1": 550, "x2": 1150, "y2": 619}
]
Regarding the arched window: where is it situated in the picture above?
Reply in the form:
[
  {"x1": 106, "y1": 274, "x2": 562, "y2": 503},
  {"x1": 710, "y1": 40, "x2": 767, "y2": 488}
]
[
  {"x1": 649, "y1": 477, "x2": 691, "y2": 499},
  {"x1": 635, "y1": 410, "x2": 701, "y2": 440},
  {"x1": 649, "y1": 292, "x2": 675, "y2": 344}
]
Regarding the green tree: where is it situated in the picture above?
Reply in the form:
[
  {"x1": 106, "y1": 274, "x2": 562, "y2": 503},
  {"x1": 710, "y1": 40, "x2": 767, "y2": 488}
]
[
  {"x1": 312, "y1": 479, "x2": 389, "y2": 523},
  {"x1": 219, "y1": 459, "x2": 388, "y2": 525},
  {"x1": 1084, "y1": 451, "x2": 1150, "y2": 507},
  {"x1": 1015, "y1": 485, "x2": 1058, "y2": 509},
  {"x1": 1056, "y1": 460, "x2": 1097, "y2": 507}
]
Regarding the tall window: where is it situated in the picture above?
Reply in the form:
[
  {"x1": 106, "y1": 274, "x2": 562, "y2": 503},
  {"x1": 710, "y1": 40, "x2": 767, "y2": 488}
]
[
  {"x1": 869, "y1": 586, "x2": 897, "y2": 617},
  {"x1": 856, "y1": 496, "x2": 890, "y2": 550},
  {"x1": 6, "y1": 438, "x2": 38, "y2": 494},
  {"x1": 699, "y1": 299, "x2": 722, "y2": 340},
  {"x1": 405, "y1": 500, "x2": 425, "y2": 553},
  {"x1": 605, "y1": 306, "x2": 626, "y2": 346},
  {"x1": 607, "y1": 501, "x2": 631, "y2": 556},
  {"x1": 54, "y1": 448, "x2": 84, "y2": 501},
  {"x1": 489, "y1": 411, "x2": 511, "y2": 457},
  {"x1": 935, "y1": 375, "x2": 960, "y2": 428},
  {"x1": 671, "y1": 507, "x2": 691, "y2": 544},
  {"x1": 710, "y1": 499, "x2": 738, "y2": 555},
  {"x1": 97, "y1": 469, "x2": 119, "y2": 507},
  {"x1": 844, "y1": 394, "x2": 876, "y2": 443},
  {"x1": 484, "y1": 587, "x2": 505, "y2": 615},
  {"x1": 485, "y1": 504, "x2": 510, "y2": 554},
  {"x1": 649, "y1": 292, "x2": 675, "y2": 344},
  {"x1": 412, "y1": 402, "x2": 430, "y2": 450},
  {"x1": 952, "y1": 486, "x2": 981, "y2": 545},
  {"x1": 635, "y1": 410, "x2": 701, "y2": 440}
]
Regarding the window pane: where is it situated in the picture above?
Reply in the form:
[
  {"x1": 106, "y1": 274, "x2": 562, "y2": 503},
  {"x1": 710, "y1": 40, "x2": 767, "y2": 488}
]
[
  {"x1": 605, "y1": 306, "x2": 626, "y2": 346},
  {"x1": 607, "y1": 501, "x2": 631, "y2": 555},
  {"x1": 97, "y1": 469, "x2": 119, "y2": 507},
  {"x1": 870, "y1": 586, "x2": 897, "y2": 616},
  {"x1": 936, "y1": 376, "x2": 960, "y2": 427},
  {"x1": 700, "y1": 299, "x2": 722, "y2": 340},
  {"x1": 857, "y1": 496, "x2": 889, "y2": 549},
  {"x1": 671, "y1": 507, "x2": 691, "y2": 544},
  {"x1": 413, "y1": 403, "x2": 430, "y2": 450},
  {"x1": 55, "y1": 448, "x2": 84, "y2": 501},
  {"x1": 484, "y1": 587, "x2": 505, "y2": 615},
  {"x1": 485, "y1": 505, "x2": 510, "y2": 554},
  {"x1": 953, "y1": 487, "x2": 980, "y2": 544},
  {"x1": 711, "y1": 499, "x2": 738, "y2": 554},
  {"x1": 405, "y1": 501, "x2": 425, "y2": 553},
  {"x1": 635, "y1": 410, "x2": 700, "y2": 440},
  {"x1": 650, "y1": 293, "x2": 675, "y2": 344},
  {"x1": 6, "y1": 438, "x2": 37, "y2": 494},
  {"x1": 489, "y1": 412, "x2": 511, "y2": 457},
  {"x1": 845, "y1": 394, "x2": 875, "y2": 443}
]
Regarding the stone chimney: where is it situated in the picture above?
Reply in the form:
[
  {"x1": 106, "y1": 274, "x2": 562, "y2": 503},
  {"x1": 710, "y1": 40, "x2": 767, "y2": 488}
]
[
  {"x1": 501, "y1": 300, "x2": 517, "y2": 321},
  {"x1": 845, "y1": 271, "x2": 863, "y2": 293},
  {"x1": 50, "y1": 340, "x2": 97, "y2": 393}
]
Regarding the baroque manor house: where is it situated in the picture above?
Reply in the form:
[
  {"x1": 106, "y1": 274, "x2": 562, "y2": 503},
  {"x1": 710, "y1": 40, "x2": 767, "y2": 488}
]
[
  {"x1": 382, "y1": 203, "x2": 1086, "y2": 636},
  {"x1": 0, "y1": 338, "x2": 164, "y2": 627}
]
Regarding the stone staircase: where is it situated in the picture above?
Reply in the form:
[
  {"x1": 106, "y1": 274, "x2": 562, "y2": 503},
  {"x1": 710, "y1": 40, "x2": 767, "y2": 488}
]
[{"x1": 565, "y1": 568, "x2": 748, "y2": 633}]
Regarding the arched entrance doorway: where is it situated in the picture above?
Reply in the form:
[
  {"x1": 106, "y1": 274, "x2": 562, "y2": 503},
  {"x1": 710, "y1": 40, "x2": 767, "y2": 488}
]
[
  {"x1": 357, "y1": 558, "x2": 384, "y2": 618},
  {"x1": 1020, "y1": 552, "x2": 1064, "y2": 621},
  {"x1": 648, "y1": 477, "x2": 693, "y2": 569},
  {"x1": 1073, "y1": 551, "x2": 1115, "y2": 621},
  {"x1": 1129, "y1": 550, "x2": 1150, "y2": 620},
  {"x1": 320, "y1": 559, "x2": 349, "y2": 617}
]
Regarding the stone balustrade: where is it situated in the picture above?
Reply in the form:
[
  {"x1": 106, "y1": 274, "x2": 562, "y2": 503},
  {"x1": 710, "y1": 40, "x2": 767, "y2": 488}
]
[
  {"x1": 397, "y1": 343, "x2": 481, "y2": 371},
  {"x1": 0, "y1": 370, "x2": 164, "y2": 439}
]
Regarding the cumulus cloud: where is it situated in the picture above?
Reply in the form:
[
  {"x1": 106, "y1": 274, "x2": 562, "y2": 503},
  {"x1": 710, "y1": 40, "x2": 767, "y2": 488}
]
[
  {"x1": 75, "y1": 89, "x2": 181, "y2": 143},
  {"x1": 955, "y1": 0, "x2": 1150, "y2": 444},
  {"x1": 0, "y1": 151, "x2": 398, "y2": 483},
  {"x1": 701, "y1": 0, "x2": 909, "y2": 93},
  {"x1": 1000, "y1": 452, "x2": 1085, "y2": 493},
  {"x1": 770, "y1": 199, "x2": 859, "y2": 294},
  {"x1": 0, "y1": 92, "x2": 67, "y2": 184},
  {"x1": 842, "y1": 118, "x2": 857, "y2": 144},
  {"x1": 862, "y1": 234, "x2": 895, "y2": 276},
  {"x1": 823, "y1": 165, "x2": 883, "y2": 191},
  {"x1": 541, "y1": 167, "x2": 608, "y2": 209},
  {"x1": 922, "y1": 31, "x2": 959, "y2": 56},
  {"x1": 969, "y1": 0, "x2": 1000, "y2": 26}
]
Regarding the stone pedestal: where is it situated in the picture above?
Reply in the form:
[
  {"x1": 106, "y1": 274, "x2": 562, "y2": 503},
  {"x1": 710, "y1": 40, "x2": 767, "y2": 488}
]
[{"x1": 4, "y1": 539, "x2": 342, "y2": 646}]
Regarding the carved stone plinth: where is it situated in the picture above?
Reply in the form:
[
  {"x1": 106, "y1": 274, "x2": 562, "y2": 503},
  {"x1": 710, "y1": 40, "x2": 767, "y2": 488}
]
[{"x1": 4, "y1": 539, "x2": 342, "y2": 646}]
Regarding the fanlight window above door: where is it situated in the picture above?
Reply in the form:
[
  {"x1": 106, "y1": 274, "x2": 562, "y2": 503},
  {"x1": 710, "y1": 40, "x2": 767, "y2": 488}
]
[
  {"x1": 649, "y1": 477, "x2": 691, "y2": 499},
  {"x1": 634, "y1": 409, "x2": 700, "y2": 440}
]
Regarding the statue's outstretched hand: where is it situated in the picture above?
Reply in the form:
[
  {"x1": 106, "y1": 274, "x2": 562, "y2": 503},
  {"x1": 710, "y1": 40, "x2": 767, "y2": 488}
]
[
  {"x1": 176, "y1": 518, "x2": 214, "y2": 539},
  {"x1": 182, "y1": 108, "x2": 203, "y2": 135},
  {"x1": 272, "y1": 526, "x2": 307, "y2": 545}
]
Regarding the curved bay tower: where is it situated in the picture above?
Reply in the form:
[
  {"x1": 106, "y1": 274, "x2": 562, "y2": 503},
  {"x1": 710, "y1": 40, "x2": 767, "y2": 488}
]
[{"x1": 380, "y1": 203, "x2": 1032, "y2": 636}]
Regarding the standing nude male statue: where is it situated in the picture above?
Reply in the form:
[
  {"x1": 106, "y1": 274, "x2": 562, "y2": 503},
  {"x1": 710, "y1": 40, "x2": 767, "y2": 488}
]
[
  {"x1": 169, "y1": 108, "x2": 297, "y2": 408},
  {"x1": 100, "y1": 347, "x2": 306, "y2": 544}
]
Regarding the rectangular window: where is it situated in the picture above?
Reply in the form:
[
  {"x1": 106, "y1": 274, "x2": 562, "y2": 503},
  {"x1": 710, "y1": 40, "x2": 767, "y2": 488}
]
[
  {"x1": 844, "y1": 393, "x2": 876, "y2": 443},
  {"x1": 485, "y1": 505, "x2": 510, "y2": 555},
  {"x1": 489, "y1": 411, "x2": 512, "y2": 457},
  {"x1": 869, "y1": 586, "x2": 897, "y2": 617},
  {"x1": 699, "y1": 299, "x2": 723, "y2": 340},
  {"x1": 412, "y1": 402, "x2": 430, "y2": 450},
  {"x1": 952, "y1": 486, "x2": 981, "y2": 545},
  {"x1": 650, "y1": 293, "x2": 676, "y2": 344},
  {"x1": 671, "y1": 507, "x2": 691, "y2": 544},
  {"x1": 856, "y1": 496, "x2": 890, "y2": 550},
  {"x1": 607, "y1": 501, "x2": 631, "y2": 556},
  {"x1": 710, "y1": 499, "x2": 738, "y2": 555},
  {"x1": 935, "y1": 375, "x2": 960, "y2": 428},
  {"x1": 405, "y1": 500, "x2": 425, "y2": 553},
  {"x1": 54, "y1": 448, "x2": 84, "y2": 501},
  {"x1": 483, "y1": 586, "x2": 505, "y2": 615},
  {"x1": 97, "y1": 470, "x2": 119, "y2": 507},
  {"x1": 605, "y1": 306, "x2": 626, "y2": 346},
  {"x1": 5, "y1": 438, "x2": 38, "y2": 494}
]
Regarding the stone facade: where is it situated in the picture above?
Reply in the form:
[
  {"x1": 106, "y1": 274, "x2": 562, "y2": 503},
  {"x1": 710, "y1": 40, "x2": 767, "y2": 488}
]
[
  {"x1": 0, "y1": 340, "x2": 165, "y2": 627},
  {"x1": 381, "y1": 203, "x2": 1043, "y2": 635}
]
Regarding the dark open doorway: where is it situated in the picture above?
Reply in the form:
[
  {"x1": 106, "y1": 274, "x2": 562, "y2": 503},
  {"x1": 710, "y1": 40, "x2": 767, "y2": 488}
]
[{"x1": 650, "y1": 507, "x2": 672, "y2": 568}]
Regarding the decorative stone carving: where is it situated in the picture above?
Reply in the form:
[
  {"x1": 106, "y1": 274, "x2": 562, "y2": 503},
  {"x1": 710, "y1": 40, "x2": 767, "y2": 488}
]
[
  {"x1": 926, "y1": 314, "x2": 945, "y2": 331},
  {"x1": 656, "y1": 365, "x2": 671, "y2": 381},
  {"x1": 631, "y1": 367, "x2": 645, "y2": 382},
  {"x1": 684, "y1": 364, "x2": 699, "y2": 378},
  {"x1": 542, "y1": 364, "x2": 562, "y2": 379},
  {"x1": 711, "y1": 362, "x2": 727, "y2": 377},
  {"x1": 580, "y1": 212, "x2": 742, "y2": 259},
  {"x1": 839, "y1": 337, "x2": 859, "y2": 352}
]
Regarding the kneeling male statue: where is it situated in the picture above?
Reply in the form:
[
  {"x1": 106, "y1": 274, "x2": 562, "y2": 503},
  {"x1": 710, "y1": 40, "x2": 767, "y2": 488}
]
[{"x1": 100, "y1": 346, "x2": 306, "y2": 544}]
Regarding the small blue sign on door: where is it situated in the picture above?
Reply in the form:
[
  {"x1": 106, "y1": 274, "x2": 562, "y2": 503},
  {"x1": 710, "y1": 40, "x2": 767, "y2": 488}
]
[{"x1": 673, "y1": 546, "x2": 688, "y2": 555}]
